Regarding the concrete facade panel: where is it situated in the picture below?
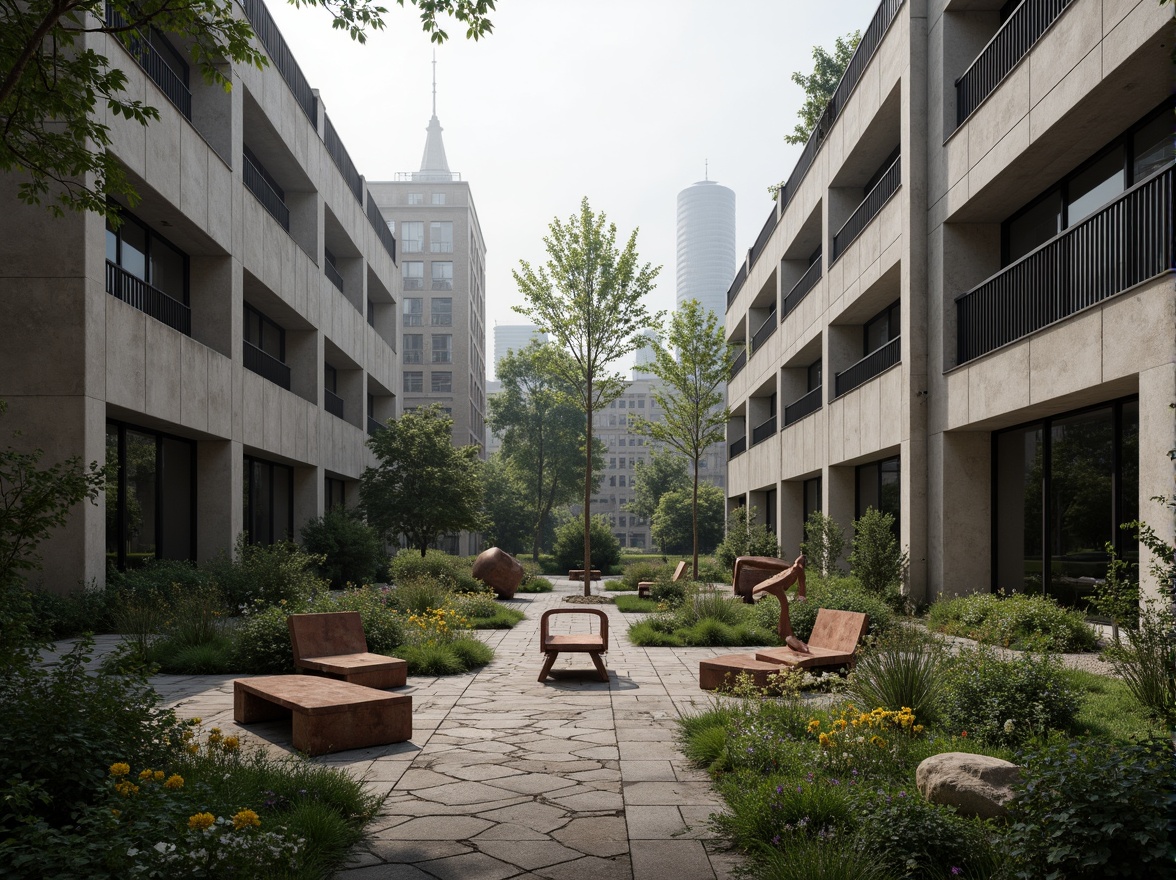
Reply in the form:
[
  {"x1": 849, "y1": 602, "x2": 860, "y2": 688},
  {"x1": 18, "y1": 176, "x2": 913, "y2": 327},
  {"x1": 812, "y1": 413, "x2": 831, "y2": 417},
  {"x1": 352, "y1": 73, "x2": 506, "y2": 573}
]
[
  {"x1": 104, "y1": 300, "x2": 148, "y2": 412},
  {"x1": 1028, "y1": 0, "x2": 1101, "y2": 107},
  {"x1": 1100, "y1": 281, "x2": 1176, "y2": 381},
  {"x1": 1027, "y1": 308, "x2": 1104, "y2": 404},
  {"x1": 143, "y1": 319, "x2": 184, "y2": 424}
]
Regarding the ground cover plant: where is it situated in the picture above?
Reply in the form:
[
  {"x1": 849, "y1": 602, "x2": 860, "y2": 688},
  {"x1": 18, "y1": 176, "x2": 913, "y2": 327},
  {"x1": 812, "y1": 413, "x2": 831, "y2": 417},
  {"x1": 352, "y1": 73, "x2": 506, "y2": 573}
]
[
  {"x1": 626, "y1": 581, "x2": 777, "y2": 647},
  {"x1": 614, "y1": 595, "x2": 660, "y2": 613},
  {"x1": 515, "y1": 574, "x2": 554, "y2": 593},
  {"x1": 927, "y1": 591, "x2": 1097, "y2": 652}
]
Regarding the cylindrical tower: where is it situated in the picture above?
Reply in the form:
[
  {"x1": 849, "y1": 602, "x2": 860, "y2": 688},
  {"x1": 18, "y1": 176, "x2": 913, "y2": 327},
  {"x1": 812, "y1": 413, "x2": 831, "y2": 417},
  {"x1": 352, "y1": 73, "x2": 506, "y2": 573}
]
[{"x1": 675, "y1": 180, "x2": 736, "y2": 319}]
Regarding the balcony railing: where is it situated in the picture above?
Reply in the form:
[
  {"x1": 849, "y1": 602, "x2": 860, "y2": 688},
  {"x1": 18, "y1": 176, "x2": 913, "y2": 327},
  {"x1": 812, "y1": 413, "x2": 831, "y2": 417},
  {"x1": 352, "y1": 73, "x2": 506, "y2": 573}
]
[
  {"x1": 106, "y1": 261, "x2": 191, "y2": 335},
  {"x1": 431, "y1": 279, "x2": 453, "y2": 291},
  {"x1": 430, "y1": 242, "x2": 454, "y2": 253},
  {"x1": 832, "y1": 156, "x2": 901, "y2": 263},
  {"x1": 783, "y1": 386, "x2": 823, "y2": 426},
  {"x1": 324, "y1": 388, "x2": 344, "y2": 419},
  {"x1": 725, "y1": 262, "x2": 748, "y2": 309},
  {"x1": 728, "y1": 436, "x2": 747, "y2": 459},
  {"x1": 323, "y1": 114, "x2": 363, "y2": 204},
  {"x1": 751, "y1": 416, "x2": 778, "y2": 446},
  {"x1": 105, "y1": 4, "x2": 191, "y2": 119},
  {"x1": 431, "y1": 315, "x2": 452, "y2": 326},
  {"x1": 730, "y1": 346, "x2": 748, "y2": 379},
  {"x1": 749, "y1": 208, "x2": 779, "y2": 267},
  {"x1": 782, "y1": 260, "x2": 823, "y2": 321},
  {"x1": 835, "y1": 336, "x2": 901, "y2": 397},
  {"x1": 324, "y1": 260, "x2": 343, "y2": 292},
  {"x1": 403, "y1": 277, "x2": 423, "y2": 290},
  {"x1": 957, "y1": 165, "x2": 1174, "y2": 365},
  {"x1": 366, "y1": 300, "x2": 375, "y2": 327},
  {"x1": 243, "y1": 340, "x2": 291, "y2": 390},
  {"x1": 243, "y1": 152, "x2": 289, "y2": 230},
  {"x1": 956, "y1": 0, "x2": 1074, "y2": 127},
  {"x1": 366, "y1": 199, "x2": 398, "y2": 263},
  {"x1": 367, "y1": 417, "x2": 386, "y2": 436},
  {"x1": 751, "y1": 309, "x2": 778, "y2": 352},
  {"x1": 238, "y1": 0, "x2": 317, "y2": 123}
]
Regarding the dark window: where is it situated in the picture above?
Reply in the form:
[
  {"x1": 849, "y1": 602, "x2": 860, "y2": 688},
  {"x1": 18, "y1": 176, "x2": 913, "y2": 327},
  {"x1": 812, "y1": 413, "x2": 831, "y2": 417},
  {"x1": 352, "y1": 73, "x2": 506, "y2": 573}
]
[
  {"x1": 243, "y1": 456, "x2": 294, "y2": 545},
  {"x1": 864, "y1": 146, "x2": 901, "y2": 195},
  {"x1": 803, "y1": 477, "x2": 822, "y2": 522},
  {"x1": 243, "y1": 145, "x2": 285, "y2": 200},
  {"x1": 864, "y1": 301, "x2": 900, "y2": 356},
  {"x1": 105, "y1": 208, "x2": 189, "y2": 304},
  {"x1": 244, "y1": 303, "x2": 284, "y2": 361},
  {"x1": 324, "y1": 363, "x2": 337, "y2": 394},
  {"x1": 856, "y1": 456, "x2": 900, "y2": 534},
  {"x1": 325, "y1": 477, "x2": 346, "y2": 511},
  {"x1": 807, "y1": 360, "x2": 822, "y2": 392},
  {"x1": 765, "y1": 488, "x2": 776, "y2": 531}
]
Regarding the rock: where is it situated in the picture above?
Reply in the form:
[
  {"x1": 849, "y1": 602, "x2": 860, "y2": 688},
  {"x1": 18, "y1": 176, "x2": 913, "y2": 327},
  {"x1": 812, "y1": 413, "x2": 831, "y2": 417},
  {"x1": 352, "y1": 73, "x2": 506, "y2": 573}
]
[
  {"x1": 916, "y1": 752, "x2": 1021, "y2": 820},
  {"x1": 471, "y1": 547, "x2": 524, "y2": 599}
]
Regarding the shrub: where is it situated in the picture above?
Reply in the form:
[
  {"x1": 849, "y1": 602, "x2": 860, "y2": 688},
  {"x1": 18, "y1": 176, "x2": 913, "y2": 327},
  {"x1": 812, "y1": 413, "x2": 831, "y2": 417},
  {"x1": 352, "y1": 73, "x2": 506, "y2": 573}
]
[
  {"x1": 231, "y1": 605, "x2": 297, "y2": 674},
  {"x1": 205, "y1": 536, "x2": 327, "y2": 612},
  {"x1": 299, "y1": 508, "x2": 387, "y2": 588},
  {"x1": 756, "y1": 837, "x2": 891, "y2": 880},
  {"x1": 621, "y1": 560, "x2": 668, "y2": 590},
  {"x1": 649, "y1": 576, "x2": 687, "y2": 607},
  {"x1": 928, "y1": 591, "x2": 1097, "y2": 652},
  {"x1": 695, "y1": 557, "x2": 729, "y2": 585},
  {"x1": 939, "y1": 644, "x2": 1079, "y2": 745},
  {"x1": 324, "y1": 587, "x2": 405, "y2": 654},
  {"x1": 26, "y1": 580, "x2": 117, "y2": 639},
  {"x1": 801, "y1": 511, "x2": 845, "y2": 576},
  {"x1": 848, "y1": 626, "x2": 946, "y2": 725},
  {"x1": 1103, "y1": 598, "x2": 1176, "y2": 725},
  {"x1": 111, "y1": 558, "x2": 215, "y2": 601},
  {"x1": 516, "y1": 575, "x2": 553, "y2": 593},
  {"x1": 385, "y1": 575, "x2": 452, "y2": 615},
  {"x1": 753, "y1": 575, "x2": 894, "y2": 642},
  {"x1": 552, "y1": 514, "x2": 621, "y2": 572},
  {"x1": 387, "y1": 549, "x2": 485, "y2": 593},
  {"x1": 848, "y1": 508, "x2": 907, "y2": 595},
  {"x1": 159, "y1": 636, "x2": 236, "y2": 674},
  {"x1": 1004, "y1": 737, "x2": 1175, "y2": 878},
  {"x1": 714, "y1": 506, "x2": 779, "y2": 574}
]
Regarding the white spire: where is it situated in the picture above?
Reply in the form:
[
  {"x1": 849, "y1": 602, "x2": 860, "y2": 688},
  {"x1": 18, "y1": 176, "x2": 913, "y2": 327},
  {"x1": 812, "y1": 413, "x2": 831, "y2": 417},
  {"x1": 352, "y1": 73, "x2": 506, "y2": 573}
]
[{"x1": 418, "y1": 53, "x2": 452, "y2": 181}]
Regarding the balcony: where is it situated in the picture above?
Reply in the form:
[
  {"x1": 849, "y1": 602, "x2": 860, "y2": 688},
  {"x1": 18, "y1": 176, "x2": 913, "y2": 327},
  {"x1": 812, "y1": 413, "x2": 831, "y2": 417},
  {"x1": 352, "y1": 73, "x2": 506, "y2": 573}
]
[
  {"x1": 730, "y1": 346, "x2": 748, "y2": 379},
  {"x1": 105, "y1": 4, "x2": 191, "y2": 119},
  {"x1": 243, "y1": 340, "x2": 291, "y2": 390},
  {"x1": 431, "y1": 315, "x2": 452, "y2": 326},
  {"x1": 401, "y1": 240, "x2": 423, "y2": 253},
  {"x1": 725, "y1": 263, "x2": 748, "y2": 309},
  {"x1": 324, "y1": 388, "x2": 344, "y2": 419},
  {"x1": 749, "y1": 208, "x2": 779, "y2": 267},
  {"x1": 956, "y1": 0, "x2": 1075, "y2": 127},
  {"x1": 751, "y1": 416, "x2": 778, "y2": 446},
  {"x1": 325, "y1": 260, "x2": 344, "y2": 292},
  {"x1": 366, "y1": 199, "x2": 397, "y2": 263},
  {"x1": 956, "y1": 165, "x2": 1173, "y2": 365},
  {"x1": 832, "y1": 156, "x2": 901, "y2": 263},
  {"x1": 239, "y1": 0, "x2": 317, "y2": 123},
  {"x1": 835, "y1": 336, "x2": 900, "y2": 397},
  {"x1": 782, "y1": 260, "x2": 822, "y2": 321},
  {"x1": 367, "y1": 417, "x2": 386, "y2": 436},
  {"x1": 403, "y1": 277, "x2": 423, "y2": 291},
  {"x1": 243, "y1": 152, "x2": 289, "y2": 230},
  {"x1": 783, "y1": 386, "x2": 823, "y2": 426},
  {"x1": 324, "y1": 114, "x2": 363, "y2": 204},
  {"x1": 728, "y1": 436, "x2": 747, "y2": 459},
  {"x1": 431, "y1": 279, "x2": 453, "y2": 291},
  {"x1": 106, "y1": 261, "x2": 191, "y2": 335},
  {"x1": 751, "y1": 309, "x2": 778, "y2": 353}
]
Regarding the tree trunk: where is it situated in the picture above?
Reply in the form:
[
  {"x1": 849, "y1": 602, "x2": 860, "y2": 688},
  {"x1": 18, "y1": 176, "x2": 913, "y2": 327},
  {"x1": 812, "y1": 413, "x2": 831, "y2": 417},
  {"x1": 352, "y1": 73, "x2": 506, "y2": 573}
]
[
  {"x1": 419, "y1": 541, "x2": 427, "y2": 557},
  {"x1": 532, "y1": 433, "x2": 544, "y2": 561},
  {"x1": 692, "y1": 457, "x2": 700, "y2": 580},
  {"x1": 582, "y1": 377, "x2": 593, "y2": 597}
]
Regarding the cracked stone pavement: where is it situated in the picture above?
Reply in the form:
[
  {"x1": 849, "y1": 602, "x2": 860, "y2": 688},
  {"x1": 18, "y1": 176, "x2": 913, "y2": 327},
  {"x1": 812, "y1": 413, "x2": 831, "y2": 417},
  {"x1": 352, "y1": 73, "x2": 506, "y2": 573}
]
[{"x1": 147, "y1": 578, "x2": 746, "y2": 879}]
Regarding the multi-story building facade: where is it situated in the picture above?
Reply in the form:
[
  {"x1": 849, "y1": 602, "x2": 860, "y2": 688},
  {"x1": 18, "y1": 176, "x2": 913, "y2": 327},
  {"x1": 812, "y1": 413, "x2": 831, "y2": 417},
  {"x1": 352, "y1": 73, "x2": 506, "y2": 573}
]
[
  {"x1": 0, "y1": 0, "x2": 403, "y2": 590},
  {"x1": 492, "y1": 324, "x2": 548, "y2": 378},
  {"x1": 725, "y1": 0, "x2": 1173, "y2": 605},
  {"x1": 676, "y1": 179, "x2": 737, "y2": 320}
]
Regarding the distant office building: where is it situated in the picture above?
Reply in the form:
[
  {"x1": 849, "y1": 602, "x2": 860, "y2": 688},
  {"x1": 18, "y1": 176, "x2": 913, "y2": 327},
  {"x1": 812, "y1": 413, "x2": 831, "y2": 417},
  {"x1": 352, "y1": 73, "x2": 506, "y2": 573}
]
[
  {"x1": 493, "y1": 324, "x2": 547, "y2": 377},
  {"x1": 633, "y1": 329, "x2": 658, "y2": 377},
  {"x1": 676, "y1": 178, "x2": 736, "y2": 319}
]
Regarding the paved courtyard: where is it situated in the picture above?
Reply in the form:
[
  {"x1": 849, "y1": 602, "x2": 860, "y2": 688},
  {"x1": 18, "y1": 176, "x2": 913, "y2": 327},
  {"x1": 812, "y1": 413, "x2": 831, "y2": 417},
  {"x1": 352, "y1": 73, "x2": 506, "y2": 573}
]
[{"x1": 150, "y1": 578, "x2": 747, "y2": 880}]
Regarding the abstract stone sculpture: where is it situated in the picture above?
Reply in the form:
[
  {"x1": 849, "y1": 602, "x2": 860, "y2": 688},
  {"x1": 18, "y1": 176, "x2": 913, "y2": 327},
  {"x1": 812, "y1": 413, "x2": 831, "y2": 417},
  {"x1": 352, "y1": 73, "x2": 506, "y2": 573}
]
[
  {"x1": 915, "y1": 752, "x2": 1021, "y2": 819},
  {"x1": 472, "y1": 547, "x2": 524, "y2": 599}
]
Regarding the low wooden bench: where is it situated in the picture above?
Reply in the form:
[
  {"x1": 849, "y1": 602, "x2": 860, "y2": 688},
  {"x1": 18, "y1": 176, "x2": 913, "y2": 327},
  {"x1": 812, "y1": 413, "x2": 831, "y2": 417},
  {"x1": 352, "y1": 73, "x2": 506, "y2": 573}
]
[
  {"x1": 539, "y1": 608, "x2": 609, "y2": 683},
  {"x1": 638, "y1": 560, "x2": 688, "y2": 598},
  {"x1": 568, "y1": 569, "x2": 602, "y2": 582},
  {"x1": 288, "y1": 611, "x2": 407, "y2": 689},
  {"x1": 699, "y1": 608, "x2": 868, "y2": 691},
  {"x1": 234, "y1": 676, "x2": 411, "y2": 756}
]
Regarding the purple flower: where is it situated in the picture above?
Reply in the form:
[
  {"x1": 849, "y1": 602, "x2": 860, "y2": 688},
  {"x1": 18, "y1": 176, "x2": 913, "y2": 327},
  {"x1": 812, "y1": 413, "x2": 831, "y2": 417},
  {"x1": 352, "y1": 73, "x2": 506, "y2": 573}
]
[{"x1": 951, "y1": 869, "x2": 963, "y2": 877}]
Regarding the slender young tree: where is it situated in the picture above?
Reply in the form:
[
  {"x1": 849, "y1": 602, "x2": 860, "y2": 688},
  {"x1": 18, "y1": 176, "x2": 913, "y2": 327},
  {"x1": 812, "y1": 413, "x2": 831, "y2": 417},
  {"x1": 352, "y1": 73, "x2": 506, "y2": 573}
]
[
  {"x1": 631, "y1": 299, "x2": 732, "y2": 578},
  {"x1": 628, "y1": 447, "x2": 690, "y2": 526},
  {"x1": 514, "y1": 198, "x2": 660, "y2": 594}
]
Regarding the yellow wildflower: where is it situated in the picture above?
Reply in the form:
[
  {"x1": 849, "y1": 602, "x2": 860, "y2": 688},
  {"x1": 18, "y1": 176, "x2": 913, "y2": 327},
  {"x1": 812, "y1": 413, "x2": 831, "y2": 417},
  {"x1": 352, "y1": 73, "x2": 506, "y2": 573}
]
[
  {"x1": 833, "y1": 718, "x2": 848, "y2": 731},
  {"x1": 870, "y1": 735, "x2": 886, "y2": 748},
  {"x1": 818, "y1": 732, "x2": 832, "y2": 748},
  {"x1": 222, "y1": 736, "x2": 241, "y2": 753},
  {"x1": 110, "y1": 763, "x2": 131, "y2": 777},
  {"x1": 231, "y1": 809, "x2": 261, "y2": 830},
  {"x1": 208, "y1": 728, "x2": 223, "y2": 744},
  {"x1": 153, "y1": 770, "x2": 165, "y2": 782},
  {"x1": 187, "y1": 743, "x2": 200, "y2": 755},
  {"x1": 111, "y1": 808, "x2": 121, "y2": 818},
  {"x1": 807, "y1": 719, "x2": 821, "y2": 733},
  {"x1": 139, "y1": 768, "x2": 154, "y2": 781},
  {"x1": 164, "y1": 774, "x2": 184, "y2": 790},
  {"x1": 913, "y1": 724, "x2": 925, "y2": 734},
  {"x1": 115, "y1": 781, "x2": 140, "y2": 797},
  {"x1": 188, "y1": 812, "x2": 216, "y2": 831}
]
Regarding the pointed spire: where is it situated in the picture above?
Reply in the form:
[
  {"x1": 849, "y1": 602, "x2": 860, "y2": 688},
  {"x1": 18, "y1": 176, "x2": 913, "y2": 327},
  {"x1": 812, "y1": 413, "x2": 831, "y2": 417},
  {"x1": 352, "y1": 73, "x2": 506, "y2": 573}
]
[{"x1": 417, "y1": 52, "x2": 453, "y2": 181}]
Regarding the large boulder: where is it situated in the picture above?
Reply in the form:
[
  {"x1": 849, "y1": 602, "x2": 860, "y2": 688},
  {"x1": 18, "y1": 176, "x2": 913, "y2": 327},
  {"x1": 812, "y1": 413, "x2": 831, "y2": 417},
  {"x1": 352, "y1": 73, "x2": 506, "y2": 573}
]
[
  {"x1": 916, "y1": 752, "x2": 1021, "y2": 820},
  {"x1": 472, "y1": 547, "x2": 524, "y2": 599}
]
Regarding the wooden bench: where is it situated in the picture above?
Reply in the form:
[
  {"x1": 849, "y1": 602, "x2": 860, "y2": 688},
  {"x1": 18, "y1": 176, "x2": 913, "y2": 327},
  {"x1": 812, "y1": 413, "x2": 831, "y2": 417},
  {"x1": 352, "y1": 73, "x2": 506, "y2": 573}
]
[
  {"x1": 538, "y1": 608, "x2": 609, "y2": 683},
  {"x1": 288, "y1": 611, "x2": 407, "y2": 689},
  {"x1": 568, "y1": 569, "x2": 602, "y2": 582},
  {"x1": 699, "y1": 608, "x2": 868, "y2": 691},
  {"x1": 638, "y1": 560, "x2": 688, "y2": 598},
  {"x1": 234, "y1": 676, "x2": 412, "y2": 756}
]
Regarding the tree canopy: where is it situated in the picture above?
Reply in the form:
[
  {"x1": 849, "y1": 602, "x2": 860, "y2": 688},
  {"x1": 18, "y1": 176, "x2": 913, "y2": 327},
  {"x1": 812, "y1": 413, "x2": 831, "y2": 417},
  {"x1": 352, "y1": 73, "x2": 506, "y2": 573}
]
[
  {"x1": 479, "y1": 453, "x2": 531, "y2": 556},
  {"x1": 628, "y1": 447, "x2": 689, "y2": 524},
  {"x1": 652, "y1": 483, "x2": 724, "y2": 557},
  {"x1": 0, "y1": 0, "x2": 495, "y2": 219},
  {"x1": 513, "y1": 197, "x2": 660, "y2": 593},
  {"x1": 360, "y1": 404, "x2": 484, "y2": 556}
]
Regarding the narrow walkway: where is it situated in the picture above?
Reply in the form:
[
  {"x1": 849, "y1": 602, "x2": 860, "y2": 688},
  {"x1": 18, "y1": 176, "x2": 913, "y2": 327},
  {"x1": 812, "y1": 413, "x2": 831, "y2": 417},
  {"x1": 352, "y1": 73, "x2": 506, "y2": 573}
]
[{"x1": 151, "y1": 579, "x2": 744, "y2": 880}]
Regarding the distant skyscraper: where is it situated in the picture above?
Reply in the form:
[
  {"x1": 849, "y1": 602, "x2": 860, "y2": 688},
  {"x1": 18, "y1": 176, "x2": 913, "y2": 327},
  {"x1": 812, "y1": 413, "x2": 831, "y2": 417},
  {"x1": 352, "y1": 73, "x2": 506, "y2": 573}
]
[
  {"x1": 676, "y1": 177, "x2": 736, "y2": 319},
  {"x1": 493, "y1": 324, "x2": 547, "y2": 377}
]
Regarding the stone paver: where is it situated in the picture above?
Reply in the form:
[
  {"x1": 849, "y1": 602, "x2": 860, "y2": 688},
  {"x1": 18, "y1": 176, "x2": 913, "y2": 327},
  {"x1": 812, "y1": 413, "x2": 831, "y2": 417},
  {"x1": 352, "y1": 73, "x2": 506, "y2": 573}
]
[{"x1": 124, "y1": 579, "x2": 750, "y2": 878}]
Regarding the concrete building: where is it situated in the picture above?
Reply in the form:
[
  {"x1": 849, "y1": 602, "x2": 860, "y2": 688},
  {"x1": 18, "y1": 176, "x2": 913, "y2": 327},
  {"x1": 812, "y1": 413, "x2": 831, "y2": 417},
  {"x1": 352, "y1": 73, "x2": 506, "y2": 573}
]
[
  {"x1": 0, "y1": 0, "x2": 402, "y2": 590},
  {"x1": 724, "y1": 0, "x2": 1173, "y2": 605},
  {"x1": 591, "y1": 377, "x2": 663, "y2": 551},
  {"x1": 676, "y1": 178, "x2": 737, "y2": 320},
  {"x1": 493, "y1": 324, "x2": 548, "y2": 378}
]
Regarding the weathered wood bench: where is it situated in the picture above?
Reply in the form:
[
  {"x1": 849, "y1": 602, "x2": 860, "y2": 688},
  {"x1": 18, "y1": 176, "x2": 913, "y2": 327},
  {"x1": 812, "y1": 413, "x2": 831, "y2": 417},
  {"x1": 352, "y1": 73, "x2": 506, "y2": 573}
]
[
  {"x1": 538, "y1": 607, "x2": 610, "y2": 683},
  {"x1": 233, "y1": 676, "x2": 412, "y2": 756},
  {"x1": 638, "y1": 560, "x2": 688, "y2": 598},
  {"x1": 568, "y1": 569, "x2": 602, "y2": 582},
  {"x1": 699, "y1": 608, "x2": 868, "y2": 691},
  {"x1": 288, "y1": 611, "x2": 407, "y2": 689}
]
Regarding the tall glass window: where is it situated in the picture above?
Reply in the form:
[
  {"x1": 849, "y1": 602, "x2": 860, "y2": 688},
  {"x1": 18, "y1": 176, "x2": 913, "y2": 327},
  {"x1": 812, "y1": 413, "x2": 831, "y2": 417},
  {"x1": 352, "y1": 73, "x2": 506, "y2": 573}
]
[
  {"x1": 403, "y1": 334, "x2": 423, "y2": 364},
  {"x1": 430, "y1": 297, "x2": 452, "y2": 326},
  {"x1": 105, "y1": 208, "x2": 188, "y2": 303},
  {"x1": 429, "y1": 221, "x2": 453, "y2": 253},
  {"x1": 431, "y1": 262, "x2": 453, "y2": 290},
  {"x1": 400, "y1": 222, "x2": 423, "y2": 253},
  {"x1": 431, "y1": 334, "x2": 452, "y2": 363},
  {"x1": 402, "y1": 262, "x2": 424, "y2": 291},
  {"x1": 856, "y1": 456, "x2": 900, "y2": 533},
  {"x1": 243, "y1": 456, "x2": 293, "y2": 545},
  {"x1": 803, "y1": 476, "x2": 822, "y2": 523},
  {"x1": 403, "y1": 297, "x2": 423, "y2": 326}
]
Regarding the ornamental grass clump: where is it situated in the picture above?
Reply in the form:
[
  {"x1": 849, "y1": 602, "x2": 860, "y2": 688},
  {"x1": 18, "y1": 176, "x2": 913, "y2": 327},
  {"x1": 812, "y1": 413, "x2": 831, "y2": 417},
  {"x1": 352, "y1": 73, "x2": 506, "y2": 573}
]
[
  {"x1": 848, "y1": 625, "x2": 947, "y2": 724},
  {"x1": 928, "y1": 590, "x2": 1097, "y2": 652}
]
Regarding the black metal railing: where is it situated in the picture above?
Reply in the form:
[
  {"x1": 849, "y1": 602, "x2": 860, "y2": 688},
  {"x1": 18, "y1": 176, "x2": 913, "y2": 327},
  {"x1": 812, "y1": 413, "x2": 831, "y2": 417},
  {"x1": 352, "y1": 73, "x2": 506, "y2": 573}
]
[
  {"x1": 105, "y1": 4, "x2": 191, "y2": 119},
  {"x1": 106, "y1": 261, "x2": 191, "y2": 335},
  {"x1": 782, "y1": 260, "x2": 823, "y2": 321},
  {"x1": 324, "y1": 388, "x2": 344, "y2": 419},
  {"x1": 749, "y1": 207, "x2": 779, "y2": 267},
  {"x1": 751, "y1": 416, "x2": 778, "y2": 446},
  {"x1": 784, "y1": 386, "x2": 823, "y2": 426},
  {"x1": 751, "y1": 309, "x2": 778, "y2": 352},
  {"x1": 323, "y1": 114, "x2": 363, "y2": 204},
  {"x1": 956, "y1": 0, "x2": 1074, "y2": 126},
  {"x1": 243, "y1": 339, "x2": 291, "y2": 389},
  {"x1": 729, "y1": 436, "x2": 747, "y2": 459},
  {"x1": 367, "y1": 416, "x2": 385, "y2": 436},
  {"x1": 730, "y1": 346, "x2": 748, "y2": 379},
  {"x1": 957, "y1": 165, "x2": 1174, "y2": 365},
  {"x1": 366, "y1": 198, "x2": 397, "y2": 263},
  {"x1": 324, "y1": 260, "x2": 343, "y2": 292},
  {"x1": 243, "y1": 152, "x2": 289, "y2": 230},
  {"x1": 366, "y1": 299, "x2": 375, "y2": 327},
  {"x1": 835, "y1": 336, "x2": 901, "y2": 397},
  {"x1": 832, "y1": 156, "x2": 901, "y2": 263},
  {"x1": 726, "y1": 262, "x2": 748, "y2": 309},
  {"x1": 238, "y1": 0, "x2": 317, "y2": 123}
]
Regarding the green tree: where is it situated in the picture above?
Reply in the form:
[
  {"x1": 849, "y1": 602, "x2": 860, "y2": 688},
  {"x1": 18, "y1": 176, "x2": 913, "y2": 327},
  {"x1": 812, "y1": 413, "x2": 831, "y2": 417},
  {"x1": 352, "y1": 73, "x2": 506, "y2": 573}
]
[
  {"x1": 628, "y1": 447, "x2": 689, "y2": 524},
  {"x1": 0, "y1": 0, "x2": 495, "y2": 219},
  {"x1": 849, "y1": 507, "x2": 908, "y2": 595},
  {"x1": 631, "y1": 299, "x2": 731, "y2": 577},
  {"x1": 552, "y1": 513, "x2": 621, "y2": 574},
  {"x1": 714, "y1": 506, "x2": 780, "y2": 575},
  {"x1": 298, "y1": 507, "x2": 386, "y2": 588},
  {"x1": 652, "y1": 483, "x2": 724, "y2": 557},
  {"x1": 513, "y1": 197, "x2": 660, "y2": 594},
  {"x1": 360, "y1": 404, "x2": 485, "y2": 557},
  {"x1": 487, "y1": 341, "x2": 600, "y2": 560},
  {"x1": 480, "y1": 454, "x2": 531, "y2": 556},
  {"x1": 801, "y1": 510, "x2": 845, "y2": 576}
]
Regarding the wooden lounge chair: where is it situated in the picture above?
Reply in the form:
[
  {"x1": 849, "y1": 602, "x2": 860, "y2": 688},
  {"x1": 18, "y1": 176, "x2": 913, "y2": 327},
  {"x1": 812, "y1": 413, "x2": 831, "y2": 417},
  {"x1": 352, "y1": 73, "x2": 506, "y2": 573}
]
[
  {"x1": 538, "y1": 607, "x2": 609, "y2": 683},
  {"x1": 638, "y1": 560, "x2": 688, "y2": 598},
  {"x1": 288, "y1": 611, "x2": 407, "y2": 689},
  {"x1": 699, "y1": 608, "x2": 868, "y2": 690}
]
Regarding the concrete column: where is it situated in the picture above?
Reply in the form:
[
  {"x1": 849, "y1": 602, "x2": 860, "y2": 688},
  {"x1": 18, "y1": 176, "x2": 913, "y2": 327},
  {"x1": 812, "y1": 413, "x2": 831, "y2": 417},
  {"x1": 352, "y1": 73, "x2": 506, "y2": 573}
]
[
  {"x1": 780, "y1": 479, "x2": 805, "y2": 556},
  {"x1": 828, "y1": 464, "x2": 857, "y2": 564},
  {"x1": 293, "y1": 463, "x2": 322, "y2": 541},
  {"x1": 196, "y1": 438, "x2": 242, "y2": 564},
  {"x1": 1138, "y1": 363, "x2": 1176, "y2": 601},
  {"x1": 927, "y1": 429, "x2": 991, "y2": 601}
]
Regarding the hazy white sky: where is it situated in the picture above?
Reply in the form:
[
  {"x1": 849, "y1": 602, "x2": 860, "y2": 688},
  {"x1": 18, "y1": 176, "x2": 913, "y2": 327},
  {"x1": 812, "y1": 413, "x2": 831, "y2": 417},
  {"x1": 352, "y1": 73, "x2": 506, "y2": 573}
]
[{"x1": 262, "y1": 0, "x2": 879, "y2": 371}]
